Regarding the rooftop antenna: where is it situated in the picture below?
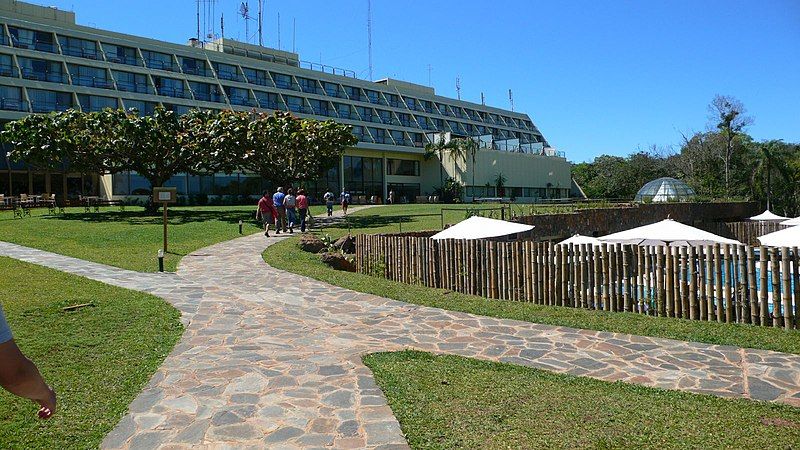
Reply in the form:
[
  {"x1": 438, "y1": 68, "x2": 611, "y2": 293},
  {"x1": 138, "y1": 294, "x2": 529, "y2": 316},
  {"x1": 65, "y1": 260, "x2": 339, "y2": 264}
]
[
  {"x1": 277, "y1": 12, "x2": 281, "y2": 49},
  {"x1": 239, "y1": 2, "x2": 250, "y2": 43},
  {"x1": 257, "y1": 0, "x2": 263, "y2": 46},
  {"x1": 427, "y1": 64, "x2": 432, "y2": 86},
  {"x1": 196, "y1": 0, "x2": 201, "y2": 42},
  {"x1": 508, "y1": 89, "x2": 514, "y2": 112},
  {"x1": 481, "y1": 92, "x2": 485, "y2": 106},
  {"x1": 292, "y1": 18, "x2": 296, "y2": 53},
  {"x1": 456, "y1": 77, "x2": 461, "y2": 100},
  {"x1": 367, "y1": 0, "x2": 373, "y2": 81},
  {"x1": 221, "y1": 13, "x2": 224, "y2": 39}
]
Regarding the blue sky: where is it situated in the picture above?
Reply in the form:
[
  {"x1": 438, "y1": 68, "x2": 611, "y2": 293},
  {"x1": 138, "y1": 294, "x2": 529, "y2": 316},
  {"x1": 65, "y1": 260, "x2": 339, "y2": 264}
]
[{"x1": 37, "y1": 0, "x2": 800, "y2": 162}]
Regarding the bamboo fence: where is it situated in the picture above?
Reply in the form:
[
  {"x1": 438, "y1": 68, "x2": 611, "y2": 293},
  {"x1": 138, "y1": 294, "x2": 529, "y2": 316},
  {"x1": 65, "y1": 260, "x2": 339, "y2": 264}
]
[{"x1": 356, "y1": 234, "x2": 800, "y2": 329}]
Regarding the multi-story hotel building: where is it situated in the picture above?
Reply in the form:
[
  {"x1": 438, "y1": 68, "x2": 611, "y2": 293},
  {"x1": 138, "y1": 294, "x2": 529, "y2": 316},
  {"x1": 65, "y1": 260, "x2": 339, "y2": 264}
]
[{"x1": 0, "y1": 0, "x2": 571, "y2": 202}]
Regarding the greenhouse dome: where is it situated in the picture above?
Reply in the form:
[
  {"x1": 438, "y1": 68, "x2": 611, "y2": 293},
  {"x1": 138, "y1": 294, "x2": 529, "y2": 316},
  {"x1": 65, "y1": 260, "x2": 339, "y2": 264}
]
[{"x1": 634, "y1": 177, "x2": 696, "y2": 203}]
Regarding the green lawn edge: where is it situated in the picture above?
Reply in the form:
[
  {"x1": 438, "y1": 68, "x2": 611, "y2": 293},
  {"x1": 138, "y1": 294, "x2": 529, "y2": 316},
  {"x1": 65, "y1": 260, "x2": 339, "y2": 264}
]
[
  {"x1": 264, "y1": 236, "x2": 800, "y2": 354},
  {"x1": 363, "y1": 350, "x2": 800, "y2": 449},
  {"x1": 0, "y1": 256, "x2": 183, "y2": 448}
]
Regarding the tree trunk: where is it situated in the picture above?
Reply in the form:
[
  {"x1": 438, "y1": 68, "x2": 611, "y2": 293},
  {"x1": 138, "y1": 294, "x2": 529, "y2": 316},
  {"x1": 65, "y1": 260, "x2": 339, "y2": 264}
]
[{"x1": 144, "y1": 176, "x2": 163, "y2": 215}]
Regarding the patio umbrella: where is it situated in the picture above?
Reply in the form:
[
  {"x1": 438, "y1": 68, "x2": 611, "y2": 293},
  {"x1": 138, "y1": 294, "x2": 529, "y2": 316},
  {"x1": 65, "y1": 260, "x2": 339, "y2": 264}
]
[
  {"x1": 431, "y1": 216, "x2": 534, "y2": 240},
  {"x1": 597, "y1": 219, "x2": 742, "y2": 247},
  {"x1": 757, "y1": 226, "x2": 800, "y2": 247},
  {"x1": 558, "y1": 234, "x2": 601, "y2": 247},
  {"x1": 781, "y1": 217, "x2": 800, "y2": 226},
  {"x1": 749, "y1": 209, "x2": 789, "y2": 221}
]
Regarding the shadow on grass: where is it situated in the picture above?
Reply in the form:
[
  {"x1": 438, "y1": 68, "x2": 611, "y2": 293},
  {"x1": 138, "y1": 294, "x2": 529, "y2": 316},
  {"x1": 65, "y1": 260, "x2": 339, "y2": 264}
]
[
  {"x1": 316, "y1": 213, "x2": 442, "y2": 232},
  {"x1": 31, "y1": 209, "x2": 255, "y2": 226}
]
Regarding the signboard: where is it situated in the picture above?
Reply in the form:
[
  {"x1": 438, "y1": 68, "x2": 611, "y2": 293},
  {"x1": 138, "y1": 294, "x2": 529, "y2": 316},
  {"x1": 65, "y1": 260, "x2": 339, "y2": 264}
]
[{"x1": 152, "y1": 187, "x2": 177, "y2": 204}]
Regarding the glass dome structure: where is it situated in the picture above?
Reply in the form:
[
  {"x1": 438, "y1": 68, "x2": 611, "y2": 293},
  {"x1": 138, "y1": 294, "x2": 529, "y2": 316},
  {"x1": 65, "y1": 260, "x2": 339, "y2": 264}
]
[{"x1": 634, "y1": 177, "x2": 696, "y2": 203}]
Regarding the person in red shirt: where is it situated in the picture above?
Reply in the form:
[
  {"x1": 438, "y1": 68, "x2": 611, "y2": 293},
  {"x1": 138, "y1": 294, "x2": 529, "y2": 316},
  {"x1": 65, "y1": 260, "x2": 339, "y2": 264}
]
[
  {"x1": 256, "y1": 190, "x2": 278, "y2": 237},
  {"x1": 296, "y1": 189, "x2": 309, "y2": 232}
]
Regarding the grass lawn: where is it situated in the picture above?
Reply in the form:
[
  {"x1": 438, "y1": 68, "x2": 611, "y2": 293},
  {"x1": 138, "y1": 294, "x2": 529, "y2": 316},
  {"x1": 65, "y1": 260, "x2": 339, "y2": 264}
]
[
  {"x1": 0, "y1": 205, "x2": 326, "y2": 272},
  {"x1": 0, "y1": 256, "x2": 183, "y2": 448},
  {"x1": 365, "y1": 351, "x2": 800, "y2": 449},
  {"x1": 264, "y1": 205, "x2": 800, "y2": 354}
]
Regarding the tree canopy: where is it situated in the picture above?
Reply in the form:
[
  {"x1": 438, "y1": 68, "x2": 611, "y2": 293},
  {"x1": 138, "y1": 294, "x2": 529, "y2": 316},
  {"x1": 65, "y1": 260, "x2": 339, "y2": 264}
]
[{"x1": 2, "y1": 107, "x2": 357, "y2": 192}]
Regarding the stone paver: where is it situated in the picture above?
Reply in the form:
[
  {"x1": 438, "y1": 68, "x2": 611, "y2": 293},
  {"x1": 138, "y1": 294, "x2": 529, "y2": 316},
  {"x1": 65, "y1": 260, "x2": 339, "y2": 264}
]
[{"x1": 1, "y1": 210, "x2": 800, "y2": 448}]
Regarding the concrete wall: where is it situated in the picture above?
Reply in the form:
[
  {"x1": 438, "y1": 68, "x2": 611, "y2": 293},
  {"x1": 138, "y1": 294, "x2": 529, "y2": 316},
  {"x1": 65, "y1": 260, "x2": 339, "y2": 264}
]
[{"x1": 514, "y1": 201, "x2": 760, "y2": 241}]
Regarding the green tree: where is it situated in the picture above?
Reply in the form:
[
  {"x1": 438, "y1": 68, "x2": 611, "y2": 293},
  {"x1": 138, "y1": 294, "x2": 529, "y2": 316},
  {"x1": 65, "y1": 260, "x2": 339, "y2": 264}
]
[{"x1": 708, "y1": 95, "x2": 752, "y2": 197}]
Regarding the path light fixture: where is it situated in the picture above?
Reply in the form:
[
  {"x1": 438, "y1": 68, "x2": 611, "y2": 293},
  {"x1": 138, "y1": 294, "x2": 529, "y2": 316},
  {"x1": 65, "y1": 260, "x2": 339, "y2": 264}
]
[
  {"x1": 239, "y1": 220, "x2": 243, "y2": 234},
  {"x1": 158, "y1": 249, "x2": 164, "y2": 273}
]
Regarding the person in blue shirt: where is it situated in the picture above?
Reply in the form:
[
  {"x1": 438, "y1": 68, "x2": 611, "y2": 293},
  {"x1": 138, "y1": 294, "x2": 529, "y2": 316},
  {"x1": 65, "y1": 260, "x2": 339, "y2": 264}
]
[
  {"x1": 0, "y1": 304, "x2": 56, "y2": 419},
  {"x1": 272, "y1": 187, "x2": 286, "y2": 234}
]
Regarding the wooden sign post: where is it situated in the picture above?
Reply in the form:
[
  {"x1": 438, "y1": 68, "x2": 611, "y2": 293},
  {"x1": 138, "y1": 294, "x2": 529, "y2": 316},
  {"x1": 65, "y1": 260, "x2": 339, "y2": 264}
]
[{"x1": 152, "y1": 187, "x2": 178, "y2": 252}]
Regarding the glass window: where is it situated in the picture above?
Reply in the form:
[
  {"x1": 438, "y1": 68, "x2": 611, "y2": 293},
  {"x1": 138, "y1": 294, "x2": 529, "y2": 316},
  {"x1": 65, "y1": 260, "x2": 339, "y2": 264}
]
[
  {"x1": 8, "y1": 26, "x2": 55, "y2": 52},
  {"x1": 386, "y1": 159, "x2": 419, "y2": 176},
  {"x1": 122, "y1": 99, "x2": 157, "y2": 116},
  {"x1": 271, "y1": 72, "x2": 294, "y2": 90},
  {"x1": 18, "y1": 57, "x2": 65, "y2": 83},
  {"x1": 242, "y1": 67, "x2": 268, "y2": 86},
  {"x1": 112, "y1": 172, "x2": 130, "y2": 195},
  {"x1": 27, "y1": 88, "x2": 71, "y2": 113},
  {"x1": 180, "y1": 57, "x2": 207, "y2": 76},
  {"x1": 190, "y1": 81, "x2": 223, "y2": 102},
  {"x1": 0, "y1": 86, "x2": 22, "y2": 111},
  {"x1": 129, "y1": 173, "x2": 151, "y2": 195},
  {"x1": 213, "y1": 174, "x2": 238, "y2": 195},
  {"x1": 254, "y1": 91, "x2": 281, "y2": 110},
  {"x1": 224, "y1": 86, "x2": 253, "y2": 106},
  {"x1": 0, "y1": 53, "x2": 14, "y2": 77},
  {"x1": 77, "y1": 94, "x2": 117, "y2": 112},
  {"x1": 284, "y1": 95, "x2": 304, "y2": 113},
  {"x1": 213, "y1": 62, "x2": 241, "y2": 81},
  {"x1": 141, "y1": 49, "x2": 175, "y2": 71},
  {"x1": 113, "y1": 70, "x2": 151, "y2": 94},
  {"x1": 68, "y1": 64, "x2": 111, "y2": 89},
  {"x1": 103, "y1": 43, "x2": 139, "y2": 65},
  {"x1": 297, "y1": 77, "x2": 318, "y2": 93},
  {"x1": 323, "y1": 81, "x2": 341, "y2": 97},
  {"x1": 58, "y1": 35, "x2": 98, "y2": 59},
  {"x1": 153, "y1": 76, "x2": 186, "y2": 98}
]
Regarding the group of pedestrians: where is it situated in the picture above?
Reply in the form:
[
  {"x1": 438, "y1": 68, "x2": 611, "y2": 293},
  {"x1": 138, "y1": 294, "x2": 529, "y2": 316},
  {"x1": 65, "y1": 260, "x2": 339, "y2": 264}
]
[
  {"x1": 323, "y1": 190, "x2": 352, "y2": 216},
  {"x1": 256, "y1": 187, "x2": 309, "y2": 237}
]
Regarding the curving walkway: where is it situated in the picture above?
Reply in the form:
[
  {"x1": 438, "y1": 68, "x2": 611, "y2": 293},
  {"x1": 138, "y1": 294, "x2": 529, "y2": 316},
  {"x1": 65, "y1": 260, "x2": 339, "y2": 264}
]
[{"x1": 1, "y1": 229, "x2": 800, "y2": 448}]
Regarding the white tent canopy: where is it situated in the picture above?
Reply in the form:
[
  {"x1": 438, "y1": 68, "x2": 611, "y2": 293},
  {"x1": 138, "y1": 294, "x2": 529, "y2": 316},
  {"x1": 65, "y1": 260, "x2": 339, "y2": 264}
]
[
  {"x1": 749, "y1": 209, "x2": 789, "y2": 221},
  {"x1": 598, "y1": 219, "x2": 742, "y2": 247},
  {"x1": 781, "y1": 217, "x2": 800, "y2": 226},
  {"x1": 431, "y1": 216, "x2": 534, "y2": 240},
  {"x1": 757, "y1": 226, "x2": 800, "y2": 247},
  {"x1": 558, "y1": 234, "x2": 601, "y2": 247}
]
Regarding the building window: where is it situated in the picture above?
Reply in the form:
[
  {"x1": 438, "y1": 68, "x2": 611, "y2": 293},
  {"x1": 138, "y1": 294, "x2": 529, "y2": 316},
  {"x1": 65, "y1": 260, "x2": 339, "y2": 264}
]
[
  {"x1": 284, "y1": 95, "x2": 304, "y2": 113},
  {"x1": 18, "y1": 57, "x2": 65, "y2": 83},
  {"x1": 254, "y1": 91, "x2": 282, "y2": 110},
  {"x1": 297, "y1": 77, "x2": 318, "y2": 94},
  {"x1": 8, "y1": 26, "x2": 55, "y2": 52},
  {"x1": 68, "y1": 64, "x2": 112, "y2": 89},
  {"x1": 103, "y1": 43, "x2": 139, "y2": 66},
  {"x1": 58, "y1": 35, "x2": 98, "y2": 59},
  {"x1": 387, "y1": 183, "x2": 421, "y2": 203},
  {"x1": 153, "y1": 76, "x2": 187, "y2": 98},
  {"x1": 122, "y1": 99, "x2": 157, "y2": 116},
  {"x1": 213, "y1": 62, "x2": 241, "y2": 82},
  {"x1": 0, "y1": 86, "x2": 23, "y2": 111},
  {"x1": 224, "y1": 86, "x2": 253, "y2": 106},
  {"x1": 190, "y1": 81, "x2": 223, "y2": 102},
  {"x1": 180, "y1": 57, "x2": 207, "y2": 76},
  {"x1": 0, "y1": 53, "x2": 16, "y2": 77},
  {"x1": 77, "y1": 94, "x2": 117, "y2": 112},
  {"x1": 344, "y1": 156, "x2": 382, "y2": 198},
  {"x1": 113, "y1": 70, "x2": 151, "y2": 94},
  {"x1": 271, "y1": 72, "x2": 295, "y2": 90},
  {"x1": 141, "y1": 49, "x2": 175, "y2": 71},
  {"x1": 242, "y1": 67, "x2": 268, "y2": 86},
  {"x1": 27, "y1": 88, "x2": 72, "y2": 113},
  {"x1": 386, "y1": 159, "x2": 419, "y2": 176}
]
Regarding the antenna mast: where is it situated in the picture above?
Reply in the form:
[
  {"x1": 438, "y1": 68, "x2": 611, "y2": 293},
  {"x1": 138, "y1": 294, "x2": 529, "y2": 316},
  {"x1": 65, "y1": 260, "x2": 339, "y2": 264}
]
[
  {"x1": 277, "y1": 12, "x2": 281, "y2": 49},
  {"x1": 239, "y1": 2, "x2": 250, "y2": 43},
  {"x1": 257, "y1": 0, "x2": 263, "y2": 46},
  {"x1": 508, "y1": 89, "x2": 514, "y2": 112},
  {"x1": 367, "y1": 0, "x2": 373, "y2": 81},
  {"x1": 196, "y1": 0, "x2": 200, "y2": 42},
  {"x1": 292, "y1": 18, "x2": 296, "y2": 53},
  {"x1": 221, "y1": 13, "x2": 224, "y2": 39},
  {"x1": 481, "y1": 92, "x2": 485, "y2": 105},
  {"x1": 456, "y1": 77, "x2": 461, "y2": 100},
  {"x1": 427, "y1": 64, "x2": 432, "y2": 86}
]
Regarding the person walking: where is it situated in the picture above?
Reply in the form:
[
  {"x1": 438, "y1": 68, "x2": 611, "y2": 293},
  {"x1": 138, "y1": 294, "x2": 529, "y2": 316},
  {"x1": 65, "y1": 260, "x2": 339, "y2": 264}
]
[
  {"x1": 284, "y1": 188, "x2": 297, "y2": 234},
  {"x1": 324, "y1": 190, "x2": 335, "y2": 217},
  {"x1": 256, "y1": 190, "x2": 277, "y2": 237},
  {"x1": 340, "y1": 190, "x2": 351, "y2": 215},
  {"x1": 273, "y1": 187, "x2": 286, "y2": 234},
  {"x1": 296, "y1": 189, "x2": 309, "y2": 232},
  {"x1": 0, "y1": 303, "x2": 56, "y2": 419}
]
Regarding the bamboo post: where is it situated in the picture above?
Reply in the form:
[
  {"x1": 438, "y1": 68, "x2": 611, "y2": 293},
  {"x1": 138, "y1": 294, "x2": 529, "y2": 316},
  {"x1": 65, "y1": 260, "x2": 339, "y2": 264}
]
[
  {"x1": 607, "y1": 244, "x2": 616, "y2": 312},
  {"x1": 644, "y1": 246, "x2": 652, "y2": 314},
  {"x1": 759, "y1": 246, "x2": 769, "y2": 326},
  {"x1": 747, "y1": 246, "x2": 758, "y2": 324},
  {"x1": 714, "y1": 244, "x2": 723, "y2": 322},
  {"x1": 793, "y1": 247, "x2": 800, "y2": 330},
  {"x1": 781, "y1": 247, "x2": 793, "y2": 331},
  {"x1": 771, "y1": 248, "x2": 782, "y2": 328},
  {"x1": 578, "y1": 244, "x2": 587, "y2": 308},
  {"x1": 723, "y1": 244, "x2": 733, "y2": 323},
  {"x1": 488, "y1": 241, "x2": 497, "y2": 298},
  {"x1": 656, "y1": 246, "x2": 666, "y2": 317},
  {"x1": 593, "y1": 244, "x2": 602, "y2": 310},
  {"x1": 637, "y1": 246, "x2": 645, "y2": 313},
  {"x1": 623, "y1": 245, "x2": 631, "y2": 312},
  {"x1": 665, "y1": 246, "x2": 674, "y2": 318},
  {"x1": 700, "y1": 245, "x2": 709, "y2": 321},
  {"x1": 737, "y1": 244, "x2": 748, "y2": 323},
  {"x1": 688, "y1": 246, "x2": 697, "y2": 320},
  {"x1": 600, "y1": 244, "x2": 609, "y2": 311}
]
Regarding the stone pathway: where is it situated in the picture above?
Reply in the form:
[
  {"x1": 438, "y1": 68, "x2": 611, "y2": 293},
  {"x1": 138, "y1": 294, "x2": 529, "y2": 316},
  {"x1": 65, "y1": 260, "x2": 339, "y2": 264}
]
[{"x1": 1, "y1": 219, "x2": 800, "y2": 448}]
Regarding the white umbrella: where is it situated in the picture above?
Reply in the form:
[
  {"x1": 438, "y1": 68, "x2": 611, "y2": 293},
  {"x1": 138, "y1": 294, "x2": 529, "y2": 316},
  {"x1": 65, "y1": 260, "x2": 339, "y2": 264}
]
[
  {"x1": 749, "y1": 209, "x2": 789, "y2": 221},
  {"x1": 781, "y1": 217, "x2": 800, "y2": 226},
  {"x1": 598, "y1": 219, "x2": 742, "y2": 247},
  {"x1": 757, "y1": 226, "x2": 800, "y2": 247},
  {"x1": 558, "y1": 234, "x2": 601, "y2": 247},
  {"x1": 431, "y1": 216, "x2": 534, "y2": 240}
]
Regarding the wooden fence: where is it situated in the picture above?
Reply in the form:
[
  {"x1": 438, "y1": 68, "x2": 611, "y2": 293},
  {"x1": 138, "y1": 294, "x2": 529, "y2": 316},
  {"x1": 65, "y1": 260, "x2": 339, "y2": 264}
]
[
  {"x1": 356, "y1": 234, "x2": 800, "y2": 329},
  {"x1": 704, "y1": 221, "x2": 788, "y2": 247}
]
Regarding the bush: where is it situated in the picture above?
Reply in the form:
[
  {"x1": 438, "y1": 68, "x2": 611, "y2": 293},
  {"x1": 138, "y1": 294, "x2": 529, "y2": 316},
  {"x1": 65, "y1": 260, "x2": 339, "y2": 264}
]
[{"x1": 436, "y1": 177, "x2": 464, "y2": 203}]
